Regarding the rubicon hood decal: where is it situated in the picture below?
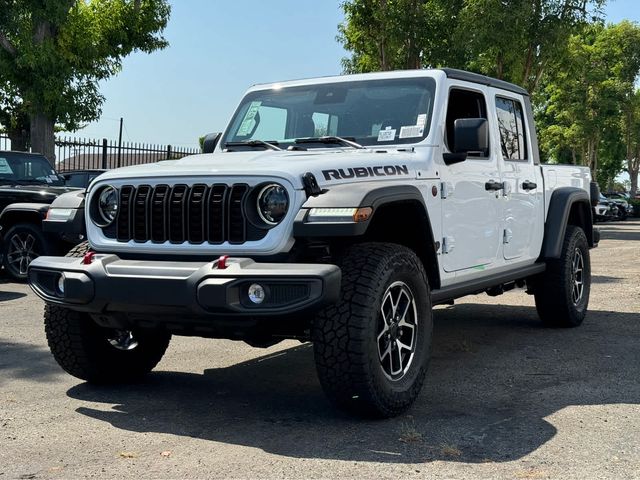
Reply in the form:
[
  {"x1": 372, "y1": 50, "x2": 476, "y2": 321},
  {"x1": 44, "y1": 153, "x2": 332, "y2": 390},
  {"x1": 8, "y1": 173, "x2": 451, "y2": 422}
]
[{"x1": 322, "y1": 165, "x2": 409, "y2": 181}]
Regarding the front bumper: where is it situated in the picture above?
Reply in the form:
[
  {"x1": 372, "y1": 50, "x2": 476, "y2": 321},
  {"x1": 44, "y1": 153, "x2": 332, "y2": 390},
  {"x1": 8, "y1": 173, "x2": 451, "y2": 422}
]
[{"x1": 28, "y1": 255, "x2": 341, "y2": 317}]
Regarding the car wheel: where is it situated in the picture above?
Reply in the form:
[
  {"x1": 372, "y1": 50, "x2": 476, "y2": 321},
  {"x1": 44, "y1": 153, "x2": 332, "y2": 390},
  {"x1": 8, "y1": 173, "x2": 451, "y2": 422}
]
[
  {"x1": 533, "y1": 225, "x2": 591, "y2": 327},
  {"x1": 2, "y1": 223, "x2": 51, "y2": 282},
  {"x1": 312, "y1": 243, "x2": 432, "y2": 418},
  {"x1": 44, "y1": 241, "x2": 171, "y2": 383}
]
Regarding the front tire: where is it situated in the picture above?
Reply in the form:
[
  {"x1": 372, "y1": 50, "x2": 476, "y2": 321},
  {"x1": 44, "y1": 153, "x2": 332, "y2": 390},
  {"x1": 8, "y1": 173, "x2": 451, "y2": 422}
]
[
  {"x1": 43, "y1": 241, "x2": 171, "y2": 383},
  {"x1": 312, "y1": 243, "x2": 432, "y2": 418},
  {"x1": 534, "y1": 225, "x2": 591, "y2": 327},
  {"x1": 2, "y1": 223, "x2": 51, "y2": 282}
]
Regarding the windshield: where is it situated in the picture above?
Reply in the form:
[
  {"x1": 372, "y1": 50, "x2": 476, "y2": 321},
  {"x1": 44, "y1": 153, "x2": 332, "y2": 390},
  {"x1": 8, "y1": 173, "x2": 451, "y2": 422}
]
[
  {"x1": 222, "y1": 77, "x2": 436, "y2": 149},
  {"x1": 0, "y1": 153, "x2": 63, "y2": 186}
]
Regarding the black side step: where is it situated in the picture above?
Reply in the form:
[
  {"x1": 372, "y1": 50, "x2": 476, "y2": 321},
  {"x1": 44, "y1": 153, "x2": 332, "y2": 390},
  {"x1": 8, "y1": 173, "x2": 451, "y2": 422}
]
[{"x1": 431, "y1": 263, "x2": 546, "y2": 305}]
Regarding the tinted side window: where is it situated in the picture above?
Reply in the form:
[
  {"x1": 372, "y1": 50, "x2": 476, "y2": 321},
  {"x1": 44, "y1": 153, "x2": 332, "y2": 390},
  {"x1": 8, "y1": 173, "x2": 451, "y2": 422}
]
[
  {"x1": 496, "y1": 97, "x2": 527, "y2": 160},
  {"x1": 445, "y1": 89, "x2": 489, "y2": 157},
  {"x1": 64, "y1": 173, "x2": 88, "y2": 188}
]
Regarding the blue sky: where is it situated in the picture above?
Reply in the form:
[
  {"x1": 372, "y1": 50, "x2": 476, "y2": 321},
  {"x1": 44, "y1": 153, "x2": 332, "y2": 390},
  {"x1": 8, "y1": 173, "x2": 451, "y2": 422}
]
[{"x1": 71, "y1": 0, "x2": 640, "y2": 149}]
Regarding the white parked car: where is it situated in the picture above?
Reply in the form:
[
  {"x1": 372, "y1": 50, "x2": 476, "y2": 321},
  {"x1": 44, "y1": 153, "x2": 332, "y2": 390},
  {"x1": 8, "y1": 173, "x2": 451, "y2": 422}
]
[{"x1": 30, "y1": 69, "x2": 600, "y2": 417}]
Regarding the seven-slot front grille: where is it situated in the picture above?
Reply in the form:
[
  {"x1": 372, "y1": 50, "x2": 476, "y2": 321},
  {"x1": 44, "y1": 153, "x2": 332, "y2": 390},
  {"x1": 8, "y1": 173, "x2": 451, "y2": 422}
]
[{"x1": 114, "y1": 183, "x2": 254, "y2": 244}]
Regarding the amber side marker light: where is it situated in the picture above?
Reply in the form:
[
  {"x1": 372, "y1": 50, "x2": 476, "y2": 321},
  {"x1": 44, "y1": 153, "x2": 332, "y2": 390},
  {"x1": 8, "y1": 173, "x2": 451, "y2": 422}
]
[{"x1": 354, "y1": 207, "x2": 373, "y2": 223}]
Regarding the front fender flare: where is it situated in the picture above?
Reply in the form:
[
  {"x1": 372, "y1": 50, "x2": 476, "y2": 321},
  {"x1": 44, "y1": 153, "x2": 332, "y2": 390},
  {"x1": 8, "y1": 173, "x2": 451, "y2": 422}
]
[{"x1": 293, "y1": 183, "x2": 426, "y2": 237}]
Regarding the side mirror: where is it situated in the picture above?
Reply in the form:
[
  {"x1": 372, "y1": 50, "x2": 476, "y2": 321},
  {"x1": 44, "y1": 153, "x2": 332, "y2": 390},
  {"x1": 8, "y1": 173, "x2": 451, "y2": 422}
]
[
  {"x1": 202, "y1": 132, "x2": 222, "y2": 153},
  {"x1": 443, "y1": 118, "x2": 489, "y2": 166}
]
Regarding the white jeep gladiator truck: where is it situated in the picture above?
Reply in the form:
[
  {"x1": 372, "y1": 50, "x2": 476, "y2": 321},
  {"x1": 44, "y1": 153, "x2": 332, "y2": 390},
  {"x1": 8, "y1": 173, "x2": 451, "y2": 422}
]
[{"x1": 29, "y1": 69, "x2": 600, "y2": 417}]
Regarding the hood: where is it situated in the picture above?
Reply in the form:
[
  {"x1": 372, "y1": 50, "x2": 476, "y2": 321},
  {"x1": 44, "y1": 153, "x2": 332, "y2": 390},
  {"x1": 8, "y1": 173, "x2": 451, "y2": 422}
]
[
  {"x1": 93, "y1": 148, "x2": 422, "y2": 189},
  {"x1": 0, "y1": 184, "x2": 80, "y2": 196}
]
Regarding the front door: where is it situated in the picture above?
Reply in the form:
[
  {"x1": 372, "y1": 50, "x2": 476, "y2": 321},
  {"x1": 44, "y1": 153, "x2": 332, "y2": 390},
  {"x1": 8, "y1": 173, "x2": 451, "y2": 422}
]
[{"x1": 440, "y1": 86, "x2": 503, "y2": 273}]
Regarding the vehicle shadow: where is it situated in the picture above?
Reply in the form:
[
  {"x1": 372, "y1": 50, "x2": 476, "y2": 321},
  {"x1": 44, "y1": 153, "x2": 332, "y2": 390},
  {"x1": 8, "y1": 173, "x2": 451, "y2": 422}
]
[
  {"x1": 66, "y1": 303, "x2": 640, "y2": 464},
  {"x1": 591, "y1": 275, "x2": 624, "y2": 284},
  {"x1": 0, "y1": 339, "x2": 63, "y2": 386},
  {"x1": 0, "y1": 290, "x2": 27, "y2": 302}
]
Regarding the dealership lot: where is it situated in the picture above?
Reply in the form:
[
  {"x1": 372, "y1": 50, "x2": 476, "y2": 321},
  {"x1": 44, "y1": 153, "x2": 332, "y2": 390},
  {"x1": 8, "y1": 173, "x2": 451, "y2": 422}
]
[{"x1": 1, "y1": 221, "x2": 639, "y2": 479}]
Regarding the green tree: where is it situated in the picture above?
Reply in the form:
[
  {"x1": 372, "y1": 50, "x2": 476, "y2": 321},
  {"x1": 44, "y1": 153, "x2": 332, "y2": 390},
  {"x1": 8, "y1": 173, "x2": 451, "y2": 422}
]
[
  {"x1": 338, "y1": 0, "x2": 605, "y2": 93},
  {"x1": 0, "y1": 0, "x2": 170, "y2": 163},
  {"x1": 622, "y1": 90, "x2": 640, "y2": 196},
  {"x1": 457, "y1": 0, "x2": 605, "y2": 92},
  {"x1": 537, "y1": 22, "x2": 640, "y2": 182},
  {"x1": 338, "y1": 0, "x2": 465, "y2": 73}
]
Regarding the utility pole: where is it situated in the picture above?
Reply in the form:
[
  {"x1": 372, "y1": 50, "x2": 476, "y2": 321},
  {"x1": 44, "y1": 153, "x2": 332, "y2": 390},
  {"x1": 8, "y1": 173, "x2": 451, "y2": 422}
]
[{"x1": 117, "y1": 117, "x2": 123, "y2": 168}]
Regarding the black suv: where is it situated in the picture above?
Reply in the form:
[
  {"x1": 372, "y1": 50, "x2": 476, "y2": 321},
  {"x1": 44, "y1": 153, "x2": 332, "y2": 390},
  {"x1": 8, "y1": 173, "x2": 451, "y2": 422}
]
[{"x1": 0, "y1": 151, "x2": 81, "y2": 281}]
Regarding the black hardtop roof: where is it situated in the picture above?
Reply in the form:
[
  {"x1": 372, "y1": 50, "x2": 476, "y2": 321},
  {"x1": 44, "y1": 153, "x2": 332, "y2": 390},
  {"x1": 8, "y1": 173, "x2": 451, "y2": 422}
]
[{"x1": 440, "y1": 68, "x2": 529, "y2": 96}]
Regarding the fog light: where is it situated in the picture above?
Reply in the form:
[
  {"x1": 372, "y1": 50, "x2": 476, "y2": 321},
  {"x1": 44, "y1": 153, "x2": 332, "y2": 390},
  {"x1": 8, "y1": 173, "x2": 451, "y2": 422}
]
[
  {"x1": 248, "y1": 283, "x2": 265, "y2": 304},
  {"x1": 57, "y1": 274, "x2": 66, "y2": 295}
]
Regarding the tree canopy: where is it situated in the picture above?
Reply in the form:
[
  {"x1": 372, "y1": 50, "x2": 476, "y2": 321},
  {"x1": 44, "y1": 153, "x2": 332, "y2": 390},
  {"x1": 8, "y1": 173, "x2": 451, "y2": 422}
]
[
  {"x1": 0, "y1": 0, "x2": 170, "y2": 163},
  {"x1": 338, "y1": 0, "x2": 640, "y2": 192}
]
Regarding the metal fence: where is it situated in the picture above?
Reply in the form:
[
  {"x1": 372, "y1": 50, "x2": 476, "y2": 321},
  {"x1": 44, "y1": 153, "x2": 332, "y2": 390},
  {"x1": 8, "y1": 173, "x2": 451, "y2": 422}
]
[{"x1": 0, "y1": 134, "x2": 199, "y2": 171}]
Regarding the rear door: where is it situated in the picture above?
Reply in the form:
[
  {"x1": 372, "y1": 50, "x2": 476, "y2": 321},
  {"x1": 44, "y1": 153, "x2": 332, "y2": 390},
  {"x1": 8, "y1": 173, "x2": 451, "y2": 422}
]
[{"x1": 491, "y1": 92, "x2": 543, "y2": 261}]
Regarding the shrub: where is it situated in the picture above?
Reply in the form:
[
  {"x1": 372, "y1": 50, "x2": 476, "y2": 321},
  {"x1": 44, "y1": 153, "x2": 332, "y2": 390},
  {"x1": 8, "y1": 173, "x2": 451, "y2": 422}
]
[{"x1": 630, "y1": 199, "x2": 640, "y2": 217}]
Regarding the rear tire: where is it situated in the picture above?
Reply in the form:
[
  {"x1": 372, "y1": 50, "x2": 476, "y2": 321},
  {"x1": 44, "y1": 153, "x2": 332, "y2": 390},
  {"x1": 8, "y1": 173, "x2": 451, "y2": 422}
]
[
  {"x1": 534, "y1": 225, "x2": 591, "y2": 327},
  {"x1": 312, "y1": 243, "x2": 432, "y2": 418},
  {"x1": 43, "y1": 241, "x2": 171, "y2": 383}
]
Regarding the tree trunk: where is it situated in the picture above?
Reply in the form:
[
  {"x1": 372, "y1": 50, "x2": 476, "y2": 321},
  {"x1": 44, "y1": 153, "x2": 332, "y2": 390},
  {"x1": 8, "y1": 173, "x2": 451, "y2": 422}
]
[
  {"x1": 630, "y1": 171, "x2": 638, "y2": 197},
  {"x1": 629, "y1": 156, "x2": 639, "y2": 197},
  {"x1": 8, "y1": 128, "x2": 29, "y2": 151},
  {"x1": 30, "y1": 111, "x2": 56, "y2": 166}
]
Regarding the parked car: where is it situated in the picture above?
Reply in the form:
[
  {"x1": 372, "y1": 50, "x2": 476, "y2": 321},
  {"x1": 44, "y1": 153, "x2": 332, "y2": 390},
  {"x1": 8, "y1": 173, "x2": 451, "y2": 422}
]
[
  {"x1": 594, "y1": 194, "x2": 618, "y2": 222},
  {"x1": 604, "y1": 193, "x2": 633, "y2": 220},
  {"x1": 61, "y1": 169, "x2": 107, "y2": 189},
  {"x1": 0, "y1": 151, "x2": 83, "y2": 281},
  {"x1": 29, "y1": 68, "x2": 599, "y2": 418}
]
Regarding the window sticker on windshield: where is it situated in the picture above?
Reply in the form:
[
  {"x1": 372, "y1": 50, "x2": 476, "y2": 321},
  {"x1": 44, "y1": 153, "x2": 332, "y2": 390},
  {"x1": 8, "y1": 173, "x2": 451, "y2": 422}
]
[
  {"x1": 237, "y1": 101, "x2": 262, "y2": 136},
  {"x1": 0, "y1": 158, "x2": 14, "y2": 175},
  {"x1": 416, "y1": 114, "x2": 427, "y2": 127},
  {"x1": 377, "y1": 127, "x2": 396, "y2": 142},
  {"x1": 399, "y1": 125, "x2": 424, "y2": 139}
]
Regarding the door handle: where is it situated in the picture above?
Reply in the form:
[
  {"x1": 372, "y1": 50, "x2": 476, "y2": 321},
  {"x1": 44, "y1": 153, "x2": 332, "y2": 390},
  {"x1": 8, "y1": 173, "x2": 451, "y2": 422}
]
[
  {"x1": 485, "y1": 180, "x2": 504, "y2": 191},
  {"x1": 522, "y1": 180, "x2": 537, "y2": 191}
]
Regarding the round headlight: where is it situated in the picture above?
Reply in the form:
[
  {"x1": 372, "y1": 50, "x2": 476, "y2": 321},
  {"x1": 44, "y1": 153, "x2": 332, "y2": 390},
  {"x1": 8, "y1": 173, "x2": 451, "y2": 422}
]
[
  {"x1": 257, "y1": 184, "x2": 288, "y2": 226},
  {"x1": 96, "y1": 186, "x2": 118, "y2": 226}
]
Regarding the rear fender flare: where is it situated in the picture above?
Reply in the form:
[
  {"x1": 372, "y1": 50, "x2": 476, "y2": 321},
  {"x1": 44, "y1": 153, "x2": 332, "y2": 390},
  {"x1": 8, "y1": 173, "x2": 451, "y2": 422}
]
[{"x1": 541, "y1": 187, "x2": 594, "y2": 259}]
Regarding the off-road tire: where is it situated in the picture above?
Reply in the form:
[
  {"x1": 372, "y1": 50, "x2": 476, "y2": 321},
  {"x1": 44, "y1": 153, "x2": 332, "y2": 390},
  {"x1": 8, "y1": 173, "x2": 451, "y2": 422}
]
[
  {"x1": 312, "y1": 243, "x2": 432, "y2": 418},
  {"x1": 2, "y1": 223, "x2": 52, "y2": 282},
  {"x1": 44, "y1": 242, "x2": 171, "y2": 383},
  {"x1": 534, "y1": 225, "x2": 591, "y2": 327}
]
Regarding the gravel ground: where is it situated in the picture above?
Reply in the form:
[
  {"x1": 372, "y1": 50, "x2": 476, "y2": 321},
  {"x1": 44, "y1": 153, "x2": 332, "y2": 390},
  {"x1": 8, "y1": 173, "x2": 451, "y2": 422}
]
[{"x1": 1, "y1": 220, "x2": 639, "y2": 479}]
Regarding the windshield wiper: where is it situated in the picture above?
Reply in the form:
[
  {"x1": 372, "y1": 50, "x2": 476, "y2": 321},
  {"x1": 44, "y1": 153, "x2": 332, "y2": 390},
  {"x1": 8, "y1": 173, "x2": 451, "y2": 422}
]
[
  {"x1": 294, "y1": 136, "x2": 365, "y2": 149},
  {"x1": 224, "y1": 140, "x2": 282, "y2": 151}
]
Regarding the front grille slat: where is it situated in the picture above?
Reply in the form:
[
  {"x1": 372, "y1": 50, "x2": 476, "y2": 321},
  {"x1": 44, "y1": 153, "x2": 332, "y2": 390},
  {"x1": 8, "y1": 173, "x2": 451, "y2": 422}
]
[
  {"x1": 207, "y1": 184, "x2": 227, "y2": 244},
  {"x1": 133, "y1": 185, "x2": 152, "y2": 242},
  {"x1": 168, "y1": 185, "x2": 188, "y2": 243},
  {"x1": 187, "y1": 184, "x2": 208, "y2": 244},
  {"x1": 228, "y1": 184, "x2": 249, "y2": 244},
  {"x1": 150, "y1": 185, "x2": 170, "y2": 243},
  {"x1": 113, "y1": 182, "x2": 260, "y2": 245},
  {"x1": 116, "y1": 185, "x2": 134, "y2": 241}
]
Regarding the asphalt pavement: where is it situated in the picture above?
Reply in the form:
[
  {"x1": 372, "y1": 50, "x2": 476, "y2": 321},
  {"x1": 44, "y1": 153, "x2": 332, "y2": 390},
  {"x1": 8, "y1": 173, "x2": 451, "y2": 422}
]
[{"x1": 1, "y1": 220, "x2": 639, "y2": 479}]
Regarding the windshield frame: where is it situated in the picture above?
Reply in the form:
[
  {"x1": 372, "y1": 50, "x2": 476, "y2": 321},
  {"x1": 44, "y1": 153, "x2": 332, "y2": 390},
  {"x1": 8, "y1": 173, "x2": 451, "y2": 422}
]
[{"x1": 220, "y1": 76, "x2": 437, "y2": 151}]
